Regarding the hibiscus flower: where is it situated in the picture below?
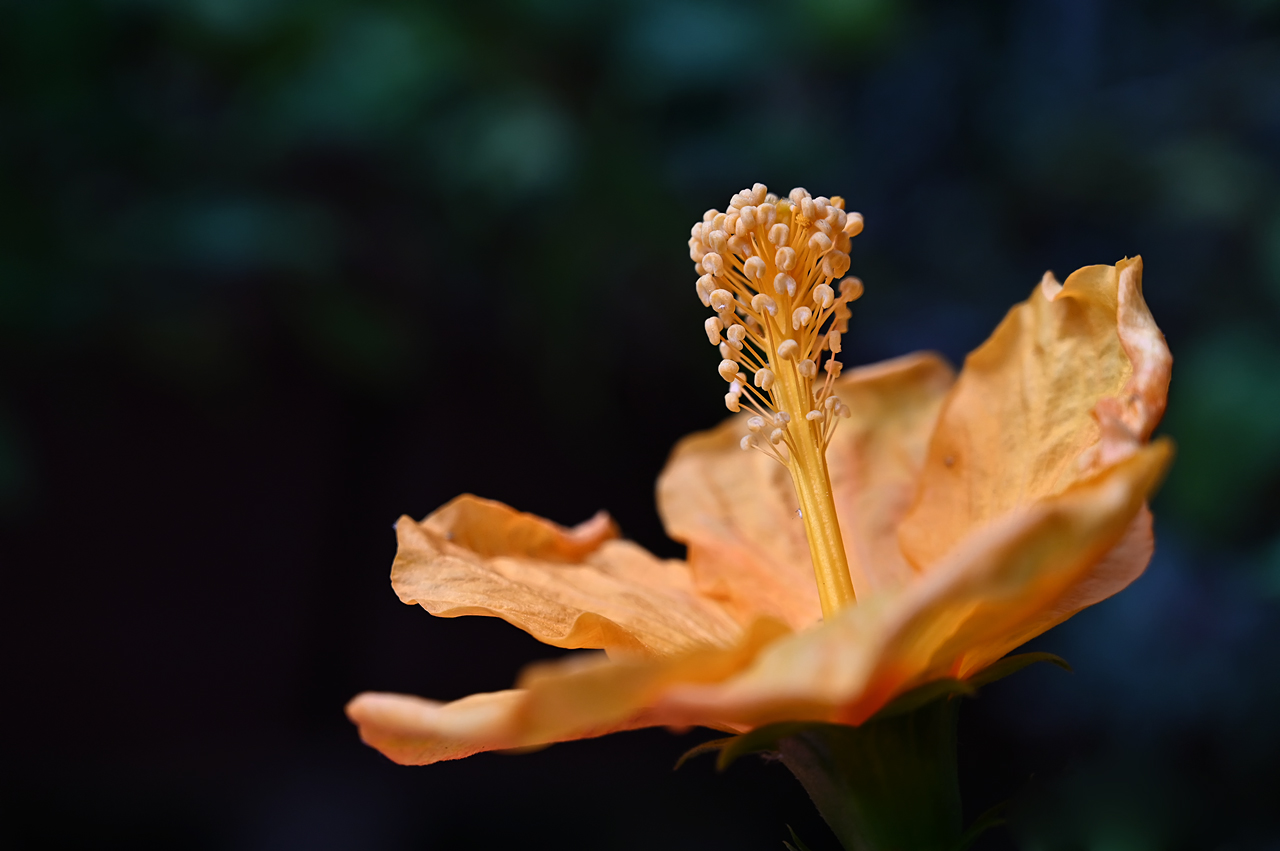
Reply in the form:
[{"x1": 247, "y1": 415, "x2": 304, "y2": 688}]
[{"x1": 347, "y1": 185, "x2": 1171, "y2": 766}]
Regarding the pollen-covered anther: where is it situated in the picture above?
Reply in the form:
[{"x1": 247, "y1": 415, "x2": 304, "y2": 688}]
[
  {"x1": 840, "y1": 276, "x2": 864, "y2": 300},
  {"x1": 827, "y1": 329, "x2": 842, "y2": 353},
  {"x1": 806, "y1": 410, "x2": 824, "y2": 421},
  {"x1": 775, "y1": 247, "x2": 797, "y2": 271},
  {"x1": 798, "y1": 359, "x2": 817, "y2": 379},
  {"x1": 769, "y1": 224, "x2": 790, "y2": 247},
  {"x1": 769, "y1": 428, "x2": 785, "y2": 445},
  {"x1": 754, "y1": 368, "x2": 775, "y2": 390},
  {"x1": 719, "y1": 342, "x2": 738, "y2": 360},
  {"x1": 726, "y1": 324, "x2": 747, "y2": 345},
  {"x1": 696, "y1": 275, "x2": 715, "y2": 307},
  {"x1": 824, "y1": 358, "x2": 843, "y2": 377},
  {"x1": 823, "y1": 251, "x2": 851, "y2": 279},
  {"x1": 743, "y1": 256, "x2": 766, "y2": 282},
  {"x1": 809, "y1": 232, "x2": 833, "y2": 254},
  {"x1": 704, "y1": 316, "x2": 723, "y2": 345},
  {"x1": 758, "y1": 203, "x2": 777, "y2": 228},
  {"x1": 777, "y1": 339, "x2": 800, "y2": 360},
  {"x1": 710, "y1": 289, "x2": 735, "y2": 314},
  {"x1": 718, "y1": 359, "x2": 740, "y2": 381},
  {"x1": 708, "y1": 230, "x2": 728, "y2": 254},
  {"x1": 747, "y1": 415, "x2": 765, "y2": 433},
  {"x1": 844, "y1": 212, "x2": 864, "y2": 237},
  {"x1": 739, "y1": 435, "x2": 755, "y2": 451},
  {"x1": 703, "y1": 252, "x2": 725, "y2": 276},
  {"x1": 792, "y1": 307, "x2": 812, "y2": 330},
  {"x1": 813, "y1": 283, "x2": 834, "y2": 309},
  {"x1": 725, "y1": 379, "x2": 743, "y2": 413},
  {"x1": 751, "y1": 293, "x2": 778, "y2": 315},
  {"x1": 739, "y1": 206, "x2": 757, "y2": 230}
]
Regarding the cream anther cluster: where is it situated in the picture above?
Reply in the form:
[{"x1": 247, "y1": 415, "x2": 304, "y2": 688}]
[{"x1": 689, "y1": 183, "x2": 863, "y2": 464}]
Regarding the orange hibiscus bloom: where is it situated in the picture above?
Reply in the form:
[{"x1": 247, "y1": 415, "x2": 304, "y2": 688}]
[{"x1": 347, "y1": 185, "x2": 1171, "y2": 766}]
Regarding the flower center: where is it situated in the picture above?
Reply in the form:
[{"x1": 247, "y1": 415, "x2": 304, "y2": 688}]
[{"x1": 689, "y1": 183, "x2": 863, "y2": 617}]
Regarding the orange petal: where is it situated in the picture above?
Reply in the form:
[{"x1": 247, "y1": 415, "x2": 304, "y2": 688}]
[
  {"x1": 653, "y1": 440, "x2": 1172, "y2": 728},
  {"x1": 898, "y1": 257, "x2": 1171, "y2": 569},
  {"x1": 344, "y1": 618, "x2": 791, "y2": 765},
  {"x1": 657, "y1": 353, "x2": 954, "y2": 627},
  {"x1": 393, "y1": 495, "x2": 743, "y2": 657}
]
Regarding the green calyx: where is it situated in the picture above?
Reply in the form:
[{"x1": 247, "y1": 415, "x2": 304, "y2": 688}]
[{"x1": 676, "y1": 652, "x2": 1069, "y2": 851}]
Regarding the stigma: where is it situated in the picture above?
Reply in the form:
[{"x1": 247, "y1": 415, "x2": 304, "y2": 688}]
[{"x1": 689, "y1": 184, "x2": 864, "y2": 617}]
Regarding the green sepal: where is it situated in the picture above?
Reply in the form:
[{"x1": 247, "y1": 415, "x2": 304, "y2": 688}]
[
  {"x1": 672, "y1": 736, "x2": 737, "y2": 771},
  {"x1": 965, "y1": 652, "x2": 1071, "y2": 688},
  {"x1": 784, "y1": 825, "x2": 817, "y2": 851},
  {"x1": 951, "y1": 801, "x2": 1008, "y2": 851}
]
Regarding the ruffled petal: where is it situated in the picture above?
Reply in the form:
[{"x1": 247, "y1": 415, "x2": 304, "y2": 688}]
[
  {"x1": 652, "y1": 440, "x2": 1172, "y2": 728},
  {"x1": 392, "y1": 495, "x2": 743, "y2": 657},
  {"x1": 345, "y1": 619, "x2": 790, "y2": 765},
  {"x1": 898, "y1": 257, "x2": 1170, "y2": 569},
  {"x1": 656, "y1": 353, "x2": 955, "y2": 627}
]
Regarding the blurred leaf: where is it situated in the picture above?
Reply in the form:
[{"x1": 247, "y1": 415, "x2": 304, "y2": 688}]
[{"x1": 1162, "y1": 327, "x2": 1280, "y2": 536}]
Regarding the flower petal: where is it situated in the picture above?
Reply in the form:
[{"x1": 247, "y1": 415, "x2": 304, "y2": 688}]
[
  {"x1": 898, "y1": 257, "x2": 1170, "y2": 569},
  {"x1": 393, "y1": 495, "x2": 743, "y2": 657},
  {"x1": 653, "y1": 440, "x2": 1172, "y2": 728},
  {"x1": 657, "y1": 353, "x2": 955, "y2": 627},
  {"x1": 345, "y1": 618, "x2": 790, "y2": 765}
]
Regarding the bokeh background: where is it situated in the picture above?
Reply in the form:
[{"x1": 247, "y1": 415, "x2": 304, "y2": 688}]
[{"x1": 3, "y1": 0, "x2": 1279, "y2": 848}]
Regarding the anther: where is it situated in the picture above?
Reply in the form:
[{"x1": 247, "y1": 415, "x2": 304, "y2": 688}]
[
  {"x1": 726, "y1": 324, "x2": 747, "y2": 344},
  {"x1": 769, "y1": 223, "x2": 790, "y2": 247},
  {"x1": 751, "y1": 183, "x2": 768, "y2": 205},
  {"x1": 765, "y1": 192, "x2": 779, "y2": 204},
  {"x1": 778, "y1": 339, "x2": 800, "y2": 360},
  {"x1": 712, "y1": 212, "x2": 726, "y2": 231},
  {"x1": 822, "y1": 250, "x2": 850, "y2": 279},
  {"x1": 798, "y1": 359, "x2": 817, "y2": 378},
  {"x1": 718, "y1": 359, "x2": 740, "y2": 381},
  {"x1": 743, "y1": 256, "x2": 766, "y2": 282},
  {"x1": 806, "y1": 410, "x2": 824, "y2": 421},
  {"x1": 739, "y1": 206, "x2": 757, "y2": 230},
  {"x1": 704, "y1": 316, "x2": 723, "y2": 344},
  {"x1": 800, "y1": 197, "x2": 816, "y2": 220},
  {"x1": 775, "y1": 246, "x2": 796, "y2": 271},
  {"x1": 827, "y1": 329, "x2": 842, "y2": 353},
  {"x1": 808, "y1": 232, "x2": 832, "y2": 254},
  {"x1": 839, "y1": 277, "x2": 864, "y2": 300},
  {"x1": 703, "y1": 209, "x2": 718, "y2": 223},
  {"x1": 703, "y1": 252, "x2": 725, "y2": 276},
  {"x1": 740, "y1": 435, "x2": 755, "y2": 451},
  {"x1": 726, "y1": 393, "x2": 741, "y2": 413},
  {"x1": 719, "y1": 342, "x2": 739, "y2": 360},
  {"x1": 844, "y1": 212, "x2": 864, "y2": 237},
  {"x1": 708, "y1": 229, "x2": 728, "y2": 253},
  {"x1": 824, "y1": 358, "x2": 842, "y2": 377},
  {"x1": 724, "y1": 211, "x2": 740, "y2": 234},
  {"x1": 751, "y1": 293, "x2": 778, "y2": 315},
  {"x1": 774, "y1": 411, "x2": 791, "y2": 424},
  {"x1": 727, "y1": 235, "x2": 752, "y2": 257},
  {"x1": 813, "y1": 283, "x2": 834, "y2": 309},
  {"x1": 754, "y1": 368, "x2": 775, "y2": 390},
  {"x1": 773, "y1": 273, "x2": 795, "y2": 295},
  {"x1": 747, "y1": 415, "x2": 765, "y2": 433},
  {"x1": 769, "y1": 428, "x2": 785, "y2": 445},
  {"x1": 710, "y1": 289, "x2": 735, "y2": 313},
  {"x1": 696, "y1": 275, "x2": 715, "y2": 307},
  {"x1": 790, "y1": 187, "x2": 809, "y2": 205},
  {"x1": 758, "y1": 203, "x2": 777, "y2": 228},
  {"x1": 792, "y1": 306, "x2": 812, "y2": 329}
]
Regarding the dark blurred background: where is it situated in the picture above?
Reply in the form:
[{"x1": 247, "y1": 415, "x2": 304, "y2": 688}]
[{"x1": 3, "y1": 0, "x2": 1279, "y2": 848}]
